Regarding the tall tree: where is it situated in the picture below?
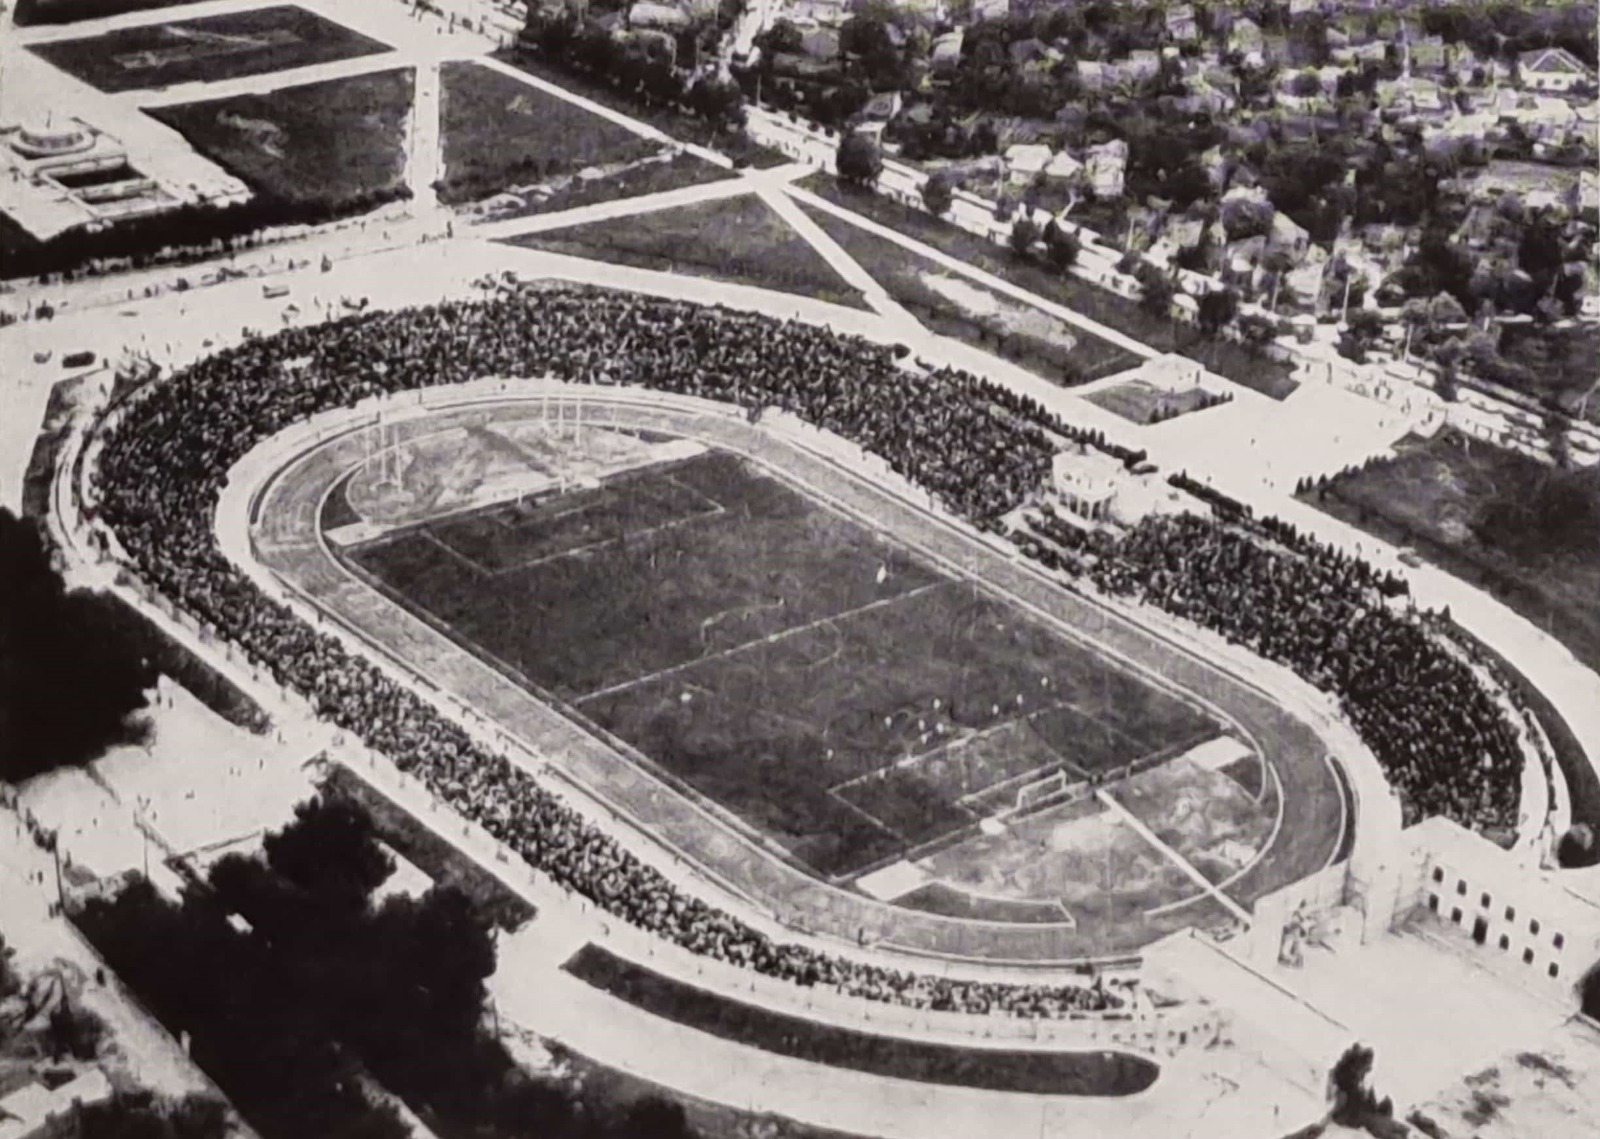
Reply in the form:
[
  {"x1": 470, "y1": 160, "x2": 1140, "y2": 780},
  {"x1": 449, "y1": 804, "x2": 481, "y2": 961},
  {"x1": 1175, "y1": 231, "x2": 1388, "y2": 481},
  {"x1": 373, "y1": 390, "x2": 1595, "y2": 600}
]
[
  {"x1": 1, "y1": 508, "x2": 153, "y2": 781},
  {"x1": 836, "y1": 132, "x2": 883, "y2": 187},
  {"x1": 263, "y1": 795, "x2": 395, "y2": 905}
]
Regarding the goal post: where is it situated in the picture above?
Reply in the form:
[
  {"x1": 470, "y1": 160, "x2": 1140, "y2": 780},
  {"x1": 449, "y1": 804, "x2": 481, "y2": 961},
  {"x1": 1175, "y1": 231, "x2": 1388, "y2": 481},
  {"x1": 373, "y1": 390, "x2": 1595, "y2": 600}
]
[{"x1": 1011, "y1": 766, "x2": 1071, "y2": 816}]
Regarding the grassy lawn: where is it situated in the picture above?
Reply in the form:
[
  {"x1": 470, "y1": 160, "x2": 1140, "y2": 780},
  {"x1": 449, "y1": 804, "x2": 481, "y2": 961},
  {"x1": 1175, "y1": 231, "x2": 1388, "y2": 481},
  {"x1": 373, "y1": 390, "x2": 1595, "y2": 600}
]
[
  {"x1": 437, "y1": 60, "x2": 663, "y2": 206},
  {"x1": 1084, "y1": 379, "x2": 1229, "y2": 425},
  {"x1": 1302, "y1": 429, "x2": 1600, "y2": 826},
  {"x1": 492, "y1": 50, "x2": 791, "y2": 169},
  {"x1": 1499, "y1": 322, "x2": 1600, "y2": 426},
  {"x1": 564, "y1": 944, "x2": 1159, "y2": 1095},
  {"x1": 799, "y1": 201, "x2": 1143, "y2": 386},
  {"x1": 798, "y1": 174, "x2": 1300, "y2": 400},
  {"x1": 500, "y1": 192, "x2": 870, "y2": 309},
  {"x1": 146, "y1": 68, "x2": 413, "y2": 212},
  {"x1": 478, "y1": 152, "x2": 735, "y2": 221},
  {"x1": 12, "y1": 0, "x2": 202, "y2": 25},
  {"x1": 28, "y1": 5, "x2": 390, "y2": 93}
]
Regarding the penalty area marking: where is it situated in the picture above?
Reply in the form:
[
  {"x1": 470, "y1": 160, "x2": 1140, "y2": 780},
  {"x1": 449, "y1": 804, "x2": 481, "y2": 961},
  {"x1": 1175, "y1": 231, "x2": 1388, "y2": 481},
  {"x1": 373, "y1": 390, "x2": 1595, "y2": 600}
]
[{"x1": 1094, "y1": 788, "x2": 1254, "y2": 926}]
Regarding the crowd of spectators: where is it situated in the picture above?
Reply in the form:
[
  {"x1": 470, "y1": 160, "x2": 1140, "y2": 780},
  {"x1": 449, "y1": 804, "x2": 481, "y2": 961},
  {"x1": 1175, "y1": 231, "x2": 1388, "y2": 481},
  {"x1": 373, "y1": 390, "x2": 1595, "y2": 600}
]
[
  {"x1": 1084, "y1": 515, "x2": 1522, "y2": 834},
  {"x1": 94, "y1": 284, "x2": 1524, "y2": 1019}
]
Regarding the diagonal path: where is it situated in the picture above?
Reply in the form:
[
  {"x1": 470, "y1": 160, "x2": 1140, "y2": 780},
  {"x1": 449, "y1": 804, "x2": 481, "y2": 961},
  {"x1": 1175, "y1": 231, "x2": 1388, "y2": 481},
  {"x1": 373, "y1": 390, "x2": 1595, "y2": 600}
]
[
  {"x1": 783, "y1": 182, "x2": 1157, "y2": 361},
  {"x1": 474, "y1": 177, "x2": 757, "y2": 241},
  {"x1": 757, "y1": 185, "x2": 921, "y2": 332},
  {"x1": 1096, "y1": 790, "x2": 1254, "y2": 924}
]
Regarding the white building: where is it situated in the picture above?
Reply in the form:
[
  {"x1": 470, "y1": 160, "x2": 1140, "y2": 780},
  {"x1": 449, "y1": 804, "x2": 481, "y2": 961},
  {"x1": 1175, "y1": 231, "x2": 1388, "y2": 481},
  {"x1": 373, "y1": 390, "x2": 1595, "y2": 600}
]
[
  {"x1": 1518, "y1": 47, "x2": 1595, "y2": 94},
  {"x1": 1050, "y1": 444, "x2": 1121, "y2": 523}
]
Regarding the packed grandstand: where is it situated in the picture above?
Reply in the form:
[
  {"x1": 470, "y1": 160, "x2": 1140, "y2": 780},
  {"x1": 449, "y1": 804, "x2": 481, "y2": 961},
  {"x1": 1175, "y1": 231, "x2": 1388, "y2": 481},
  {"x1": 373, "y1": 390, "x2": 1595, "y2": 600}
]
[{"x1": 92, "y1": 286, "x2": 1523, "y2": 1017}]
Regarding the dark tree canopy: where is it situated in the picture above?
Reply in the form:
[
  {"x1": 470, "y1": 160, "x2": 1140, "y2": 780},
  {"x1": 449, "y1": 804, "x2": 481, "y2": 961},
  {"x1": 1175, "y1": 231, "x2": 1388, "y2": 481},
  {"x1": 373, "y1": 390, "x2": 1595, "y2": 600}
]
[
  {"x1": 836, "y1": 132, "x2": 883, "y2": 187},
  {"x1": 263, "y1": 794, "x2": 395, "y2": 905},
  {"x1": 1, "y1": 508, "x2": 153, "y2": 781}
]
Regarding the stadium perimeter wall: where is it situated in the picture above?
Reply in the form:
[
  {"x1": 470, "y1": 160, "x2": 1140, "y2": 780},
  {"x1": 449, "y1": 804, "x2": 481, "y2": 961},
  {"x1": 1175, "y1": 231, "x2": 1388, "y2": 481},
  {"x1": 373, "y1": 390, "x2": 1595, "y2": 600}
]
[{"x1": 51, "y1": 377, "x2": 1228, "y2": 1061}]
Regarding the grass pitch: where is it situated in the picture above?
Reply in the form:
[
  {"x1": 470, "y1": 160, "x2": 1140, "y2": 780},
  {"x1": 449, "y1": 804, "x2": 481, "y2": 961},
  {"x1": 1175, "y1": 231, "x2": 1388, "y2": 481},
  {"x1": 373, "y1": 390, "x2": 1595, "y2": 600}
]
[
  {"x1": 28, "y1": 6, "x2": 390, "y2": 93},
  {"x1": 349, "y1": 448, "x2": 1216, "y2": 879},
  {"x1": 146, "y1": 68, "x2": 413, "y2": 211},
  {"x1": 501, "y1": 194, "x2": 870, "y2": 310}
]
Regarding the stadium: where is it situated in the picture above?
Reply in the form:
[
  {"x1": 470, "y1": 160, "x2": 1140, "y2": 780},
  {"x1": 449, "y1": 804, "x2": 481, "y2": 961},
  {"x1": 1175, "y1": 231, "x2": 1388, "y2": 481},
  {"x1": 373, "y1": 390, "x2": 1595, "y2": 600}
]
[{"x1": 3, "y1": 3, "x2": 1598, "y2": 1136}]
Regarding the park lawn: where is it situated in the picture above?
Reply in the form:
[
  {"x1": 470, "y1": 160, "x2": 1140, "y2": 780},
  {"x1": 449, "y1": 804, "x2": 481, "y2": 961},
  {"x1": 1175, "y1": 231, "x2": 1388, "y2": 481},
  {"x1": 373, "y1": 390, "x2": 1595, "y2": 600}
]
[
  {"x1": 1084, "y1": 379, "x2": 1226, "y2": 426},
  {"x1": 12, "y1": 0, "x2": 201, "y2": 25},
  {"x1": 437, "y1": 61, "x2": 663, "y2": 205},
  {"x1": 1303, "y1": 427, "x2": 1600, "y2": 689},
  {"x1": 500, "y1": 192, "x2": 870, "y2": 309},
  {"x1": 1499, "y1": 322, "x2": 1600, "y2": 426},
  {"x1": 28, "y1": 5, "x2": 390, "y2": 93},
  {"x1": 479, "y1": 152, "x2": 735, "y2": 221},
  {"x1": 492, "y1": 50, "x2": 791, "y2": 169},
  {"x1": 563, "y1": 944, "x2": 1159, "y2": 1095},
  {"x1": 146, "y1": 68, "x2": 413, "y2": 212},
  {"x1": 797, "y1": 174, "x2": 1299, "y2": 400},
  {"x1": 799, "y1": 201, "x2": 1143, "y2": 386}
]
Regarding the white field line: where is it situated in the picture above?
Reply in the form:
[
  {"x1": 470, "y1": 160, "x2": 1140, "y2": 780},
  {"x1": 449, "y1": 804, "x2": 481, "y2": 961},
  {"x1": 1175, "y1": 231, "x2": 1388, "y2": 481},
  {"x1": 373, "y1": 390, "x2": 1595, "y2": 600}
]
[{"x1": 573, "y1": 582, "x2": 947, "y2": 705}]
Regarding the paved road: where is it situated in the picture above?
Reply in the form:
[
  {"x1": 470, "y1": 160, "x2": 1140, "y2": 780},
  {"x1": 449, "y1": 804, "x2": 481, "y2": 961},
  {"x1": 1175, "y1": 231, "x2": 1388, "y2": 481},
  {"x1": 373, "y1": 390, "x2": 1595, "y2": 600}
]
[{"x1": 251, "y1": 394, "x2": 1346, "y2": 964}]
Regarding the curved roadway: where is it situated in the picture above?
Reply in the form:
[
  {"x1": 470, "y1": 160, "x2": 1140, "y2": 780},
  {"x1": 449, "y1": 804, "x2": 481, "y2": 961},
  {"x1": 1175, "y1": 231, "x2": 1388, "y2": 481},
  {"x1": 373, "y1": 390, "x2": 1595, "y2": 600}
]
[{"x1": 247, "y1": 391, "x2": 1348, "y2": 964}]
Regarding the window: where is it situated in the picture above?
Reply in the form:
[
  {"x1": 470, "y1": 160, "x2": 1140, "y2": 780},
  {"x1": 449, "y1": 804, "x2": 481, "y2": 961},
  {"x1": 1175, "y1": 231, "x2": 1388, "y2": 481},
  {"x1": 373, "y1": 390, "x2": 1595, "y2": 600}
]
[
  {"x1": 1531, "y1": 919, "x2": 1541, "y2": 936},
  {"x1": 1433, "y1": 867, "x2": 1444, "y2": 883},
  {"x1": 1499, "y1": 934, "x2": 1510, "y2": 951},
  {"x1": 1481, "y1": 892, "x2": 1491, "y2": 909},
  {"x1": 1452, "y1": 907, "x2": 1463, "y2": 924},
  {"x1": 1429, "y1": 894, "x2": 1439, "y2": 912},
  {"x1": 1523, "y1": 949, "x2": 1535, "y2": 965},
  {"x1": 1554, "y1": 933, "x2": 1564, "y2": 950},
  {"x1": 1549, "y1": 964, "x2": 1560, "y2": 979},
  {"x1": 1457, "y1": 880, "x2": 1467, "y2": 896},
  {"x1": 1505, "y1": 906, "x2": 1516, "y2": 922}
]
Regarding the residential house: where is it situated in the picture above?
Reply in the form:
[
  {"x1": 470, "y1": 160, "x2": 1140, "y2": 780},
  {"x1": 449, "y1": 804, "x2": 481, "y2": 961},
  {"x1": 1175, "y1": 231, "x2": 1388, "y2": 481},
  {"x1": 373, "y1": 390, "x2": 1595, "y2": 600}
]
[
  {"x1": 627, "y1": 2, "x2": 691, "y2": 31},
  {"x1": 1332, "y1": 41, "x2": 1388, "y2": 66},
  {"x1": 929, "y1": 30, "x2": 964, "y2": 75},
  {"x1": 1004, "y1": 143, "x2": 1052, "y2": 187},
  {"x1": 972, "y1": 0, "x2": 1009, "y2": 19},
  {"x1": 1494, "y1": 91, "x2": 1580, "y2": 139},
  {"x1": 1077, "y1": 60, "x2": 1109, "y2": 92},
  {"x1": 1123, "y1": 50, "x2": 1163, "y2": 84},
  {"x1": 786, "y1": 0, "x2": 848, "y2": 24},
  {"x1": 1576, "y1": 167, "x2": 1599, "y2": 214},
  {"x1": 1404, "y1": 35, "x2": 1447, "y2": 74},
  {"x1": 1518, "y1": 48, "x2": 1595, "y2": 94},
  {"x1": 1268, "y1": 212, "x2": 1312, "y2": 264},
  {"x1": 1229, "y1": 18, "x2": 1264, "y2": 58},
  {"x1": 1166, "y1": 3, "x2": 1198, "y2": 43},
  {"x1": 1198, "y1": 145, "x2": 1232, "y2": 191},
  {"x1": 859, "y1": 90, "x2": 902, "y2": 122},
  {"x1": 1086, "y1": 139, "x2": 1128, "y2": 198}
]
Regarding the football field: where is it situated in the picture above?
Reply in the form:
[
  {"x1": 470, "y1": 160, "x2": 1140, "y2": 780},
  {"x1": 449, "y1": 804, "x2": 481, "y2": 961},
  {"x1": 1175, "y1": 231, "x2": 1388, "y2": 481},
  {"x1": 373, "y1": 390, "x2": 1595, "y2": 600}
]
[{"x1": 349, "y1": 449, "x2": 1219, "y2": 879}]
